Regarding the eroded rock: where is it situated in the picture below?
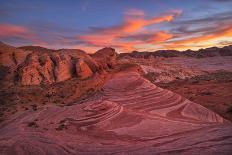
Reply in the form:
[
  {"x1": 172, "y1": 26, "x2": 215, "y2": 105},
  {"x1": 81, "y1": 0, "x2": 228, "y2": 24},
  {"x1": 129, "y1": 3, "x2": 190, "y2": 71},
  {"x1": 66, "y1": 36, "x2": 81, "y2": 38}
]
[{"x1": 76, "y1": 59, "x2": 93, "y2": 79}]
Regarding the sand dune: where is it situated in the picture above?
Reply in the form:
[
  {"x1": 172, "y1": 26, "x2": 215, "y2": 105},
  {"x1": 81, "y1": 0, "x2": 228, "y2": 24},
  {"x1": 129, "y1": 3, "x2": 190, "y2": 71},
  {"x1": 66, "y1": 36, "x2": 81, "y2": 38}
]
[{"x1": 0, "y1": 72, "x2": 232, "y2": 154}]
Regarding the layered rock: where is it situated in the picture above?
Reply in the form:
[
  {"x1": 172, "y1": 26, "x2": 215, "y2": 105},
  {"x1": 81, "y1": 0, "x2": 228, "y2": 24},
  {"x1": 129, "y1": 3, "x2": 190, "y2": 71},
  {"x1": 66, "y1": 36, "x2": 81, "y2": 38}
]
[{"x1": 0, "y1": 72, "x2": 231, "y2": 154}]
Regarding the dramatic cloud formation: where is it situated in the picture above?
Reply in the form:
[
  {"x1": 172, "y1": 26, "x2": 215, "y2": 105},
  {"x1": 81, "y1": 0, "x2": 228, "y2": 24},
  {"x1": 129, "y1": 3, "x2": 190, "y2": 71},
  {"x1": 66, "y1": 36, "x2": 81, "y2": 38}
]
[
  {"x1": 0, "y1": 0, "x2": 232, "y2": 52},
  {"x1": 75, "y1": 10, "x2": 181, "y2": 52}
]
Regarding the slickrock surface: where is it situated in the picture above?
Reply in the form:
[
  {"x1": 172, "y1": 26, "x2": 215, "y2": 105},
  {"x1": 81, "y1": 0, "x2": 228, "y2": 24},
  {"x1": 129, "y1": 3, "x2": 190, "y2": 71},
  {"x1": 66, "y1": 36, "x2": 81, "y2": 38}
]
[{"x1": 0, "y1": 72, "x2": 232, "y2": 154}]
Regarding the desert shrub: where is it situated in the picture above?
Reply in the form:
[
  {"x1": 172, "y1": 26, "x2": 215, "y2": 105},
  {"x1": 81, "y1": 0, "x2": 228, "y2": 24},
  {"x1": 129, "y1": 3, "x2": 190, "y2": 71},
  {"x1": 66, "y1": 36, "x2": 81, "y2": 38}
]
[
  {"x1": 31, "y1": 104, "x2": 37, "y2": 111},
  {"x1": 28, "y1": 121, "x2": 38, "y2": 128},
  {"x1": 227, "y1": 106, "x2": 232, "y2": 113}
]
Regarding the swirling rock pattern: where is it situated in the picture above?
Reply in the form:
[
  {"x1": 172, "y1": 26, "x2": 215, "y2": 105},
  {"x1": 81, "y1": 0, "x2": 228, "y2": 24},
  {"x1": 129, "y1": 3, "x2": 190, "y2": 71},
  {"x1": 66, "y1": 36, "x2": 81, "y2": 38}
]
[{"x1": 0, "y1": 72, "x2": 232, "y2": 154}]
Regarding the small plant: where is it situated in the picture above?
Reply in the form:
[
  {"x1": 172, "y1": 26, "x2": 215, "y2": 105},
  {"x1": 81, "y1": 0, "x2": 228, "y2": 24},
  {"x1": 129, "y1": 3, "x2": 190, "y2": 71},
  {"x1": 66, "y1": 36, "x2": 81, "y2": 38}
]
[
  {"x1": 31, "y1": 104, "x2": 38, "y2": 111},
  {"x1": 28, "y1": 121, "x2": 38, "y2": 128},
  {"x1": 227, "y1": 106, "x2": 232, "y2": 113}
]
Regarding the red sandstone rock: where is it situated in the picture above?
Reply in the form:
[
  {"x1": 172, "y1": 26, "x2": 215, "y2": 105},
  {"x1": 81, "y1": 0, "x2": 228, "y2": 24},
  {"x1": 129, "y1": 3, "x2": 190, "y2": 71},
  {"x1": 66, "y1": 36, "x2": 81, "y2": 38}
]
[
  {"x1": 52, "y1": 53, "x2": 74, "y2": 82},
  {"x1": 0, "y1": 72, "x2": 231, "y2": 154},
  {"x1": 76, "y1": 58, "x2": 93, "y2": 79},
  {"x1": 19, "y1": 53, "x2": 43, "y2": 85},
  {"x1": 92, "y1": 47, "x2": 117, "y2": 70}
]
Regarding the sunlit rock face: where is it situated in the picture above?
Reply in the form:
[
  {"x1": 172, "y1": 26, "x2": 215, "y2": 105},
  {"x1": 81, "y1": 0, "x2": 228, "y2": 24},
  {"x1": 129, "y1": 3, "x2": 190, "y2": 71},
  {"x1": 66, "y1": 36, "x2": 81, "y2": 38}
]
[
  {"x1": 1, "y1": 42, "x2": 115, "y2": 86},
  {"x1": 19, "y1": 53, "x2": 56, "y2": 85},
  {"x1": 92, "y1": 47, "x2": 117, "y2": 70},
  {"x1": 0, "y1": 46, "x2": 109, "y2": 86},
  {"x1": 76, "y1": 58, "x2": 93, "y2": 79},
  {"x1": 0, "y1": 72, "x2": 231, "y2": 154}
]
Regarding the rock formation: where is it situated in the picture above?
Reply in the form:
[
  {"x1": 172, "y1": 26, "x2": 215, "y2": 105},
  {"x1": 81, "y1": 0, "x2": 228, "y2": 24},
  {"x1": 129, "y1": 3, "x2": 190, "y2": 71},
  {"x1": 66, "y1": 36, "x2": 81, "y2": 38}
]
[
  {"x1": 0, "y1": 72, "x2": 231, "y2": 154},
  {"x1": 76, "y1": 58, "x2": 93, "y2": 79},
  {"x1": 52, "y1": 53, "x2": 74, "y2": 82},
  {"x1": 0, "y1": 42, "x2": 118, "y2": 86},
  {"x1": 92, "y1": 47, "x2": 117, "y2": 70}
]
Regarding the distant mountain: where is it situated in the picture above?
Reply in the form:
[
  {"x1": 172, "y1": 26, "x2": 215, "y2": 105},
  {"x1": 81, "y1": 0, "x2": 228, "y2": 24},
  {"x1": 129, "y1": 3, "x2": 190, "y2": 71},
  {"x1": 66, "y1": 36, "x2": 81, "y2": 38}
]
[{"x1": 120, "y1": 45, "x2": 232, "y2": 58}]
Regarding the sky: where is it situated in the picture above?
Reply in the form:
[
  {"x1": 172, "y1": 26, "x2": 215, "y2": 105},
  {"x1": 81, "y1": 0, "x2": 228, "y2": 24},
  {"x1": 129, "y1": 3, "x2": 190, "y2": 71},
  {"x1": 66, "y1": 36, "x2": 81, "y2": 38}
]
[{"x1": 0, "y1": 0, "x2": 232, "y2": 53}]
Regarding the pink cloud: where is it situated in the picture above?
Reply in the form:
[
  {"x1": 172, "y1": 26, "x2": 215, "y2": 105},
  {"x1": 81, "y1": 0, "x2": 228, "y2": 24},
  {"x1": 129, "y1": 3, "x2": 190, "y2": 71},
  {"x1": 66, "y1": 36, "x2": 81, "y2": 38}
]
[
  {"x1": 0, "y1": 23, "x2": 29, "y2": 37},
  {"x1": 0, "y1": 23, "x2": 49, "y2": 46}
]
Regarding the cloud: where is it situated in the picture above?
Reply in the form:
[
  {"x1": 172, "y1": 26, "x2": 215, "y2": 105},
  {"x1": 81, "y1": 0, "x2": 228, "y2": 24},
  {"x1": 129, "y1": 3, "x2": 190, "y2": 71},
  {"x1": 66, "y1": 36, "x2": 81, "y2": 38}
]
[
  {"x1": 165, "y1": 25, "x2": 232, "y2": 50},
  {"x1": 0, "y1": 23, "x2": 50, "y2": 46},
  {"x1": 163, "y1": 9, "x2": 232, "y2": 50},
  {"x1": 1, "y1": 6, "x2": 231, "y2": 53},
  {"x1": 171, "y1": 10, "x2": 232, "y2": 36},
  {"x1": 76, "y1": 10, "x2": 181, "y2": 51},
  {"x1": 121, "y1": 31, "x2": 173, "y2": 43},
  {"x1": 218, "y1": 41, "x2": 232, "y2": 46},
  {"x1": 0, "y1": 23, "x2": 29, "y2": 37}
]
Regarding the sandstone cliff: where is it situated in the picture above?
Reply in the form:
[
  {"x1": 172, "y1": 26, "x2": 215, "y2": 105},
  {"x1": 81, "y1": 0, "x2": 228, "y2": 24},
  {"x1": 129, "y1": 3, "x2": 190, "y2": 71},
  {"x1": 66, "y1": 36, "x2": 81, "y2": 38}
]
[{"x1": 0, "y1": 42, "x2": 117, "y2": 86}]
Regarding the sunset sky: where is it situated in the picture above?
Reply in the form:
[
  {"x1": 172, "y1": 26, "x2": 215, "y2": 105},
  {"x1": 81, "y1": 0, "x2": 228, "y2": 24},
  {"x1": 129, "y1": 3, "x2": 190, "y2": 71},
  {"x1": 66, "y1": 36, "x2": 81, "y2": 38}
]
[{"x1": 0, "y1": 0, "x2": 232, "y2": 53}]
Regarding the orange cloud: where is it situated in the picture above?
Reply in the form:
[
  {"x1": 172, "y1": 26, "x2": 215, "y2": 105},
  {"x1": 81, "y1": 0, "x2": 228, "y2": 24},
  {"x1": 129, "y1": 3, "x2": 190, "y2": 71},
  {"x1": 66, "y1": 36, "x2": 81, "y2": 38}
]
[
  {"x1": 77, "y1": 10, "x2": 180, "y2": 51},
  {"x1": 148, "y1": 31, "x2": 173, "y2": 43},
  {"x1": 122, "y1": 14, "x2": 175, "y2": 33},
  {"x1": 166, "y1": 26, "x2": 232, "y2": 50}
]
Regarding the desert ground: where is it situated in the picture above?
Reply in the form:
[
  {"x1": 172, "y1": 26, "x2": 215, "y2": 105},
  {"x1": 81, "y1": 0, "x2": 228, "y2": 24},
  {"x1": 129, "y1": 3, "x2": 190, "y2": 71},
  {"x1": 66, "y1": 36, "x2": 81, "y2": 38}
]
[{"x1": 0, "y1": 42, "x2": 232, "y2": 154}]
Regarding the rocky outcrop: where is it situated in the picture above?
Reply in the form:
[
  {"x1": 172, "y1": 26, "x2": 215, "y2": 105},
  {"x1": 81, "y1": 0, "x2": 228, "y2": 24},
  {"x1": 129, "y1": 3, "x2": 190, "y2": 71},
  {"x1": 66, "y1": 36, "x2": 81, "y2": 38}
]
[
  {"x1": 92, "y1": 47, "x2": 117, "y2": 70},
  {"x1": 52, "y1": 53, "x2": 74, "y2": 82},
  {"x1": 19, "y1": 53, "x2": 43, "y2": 85},
  {"x1": 15, "y1": 47, "x2": 114, "y2": 86},
  {"x1": 76, "y1": 58, "x2": 93, "y2": 79},
  {"x1": 0, "y1": 44, "x2": 117, "y2": 86},
  {"x1": 17, "y1": 52, "x2": 97, "y2": 85},
  {"x1": 19, "y1": 53, "x2": 56, "y2": 85}
]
